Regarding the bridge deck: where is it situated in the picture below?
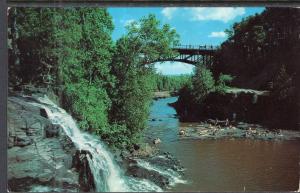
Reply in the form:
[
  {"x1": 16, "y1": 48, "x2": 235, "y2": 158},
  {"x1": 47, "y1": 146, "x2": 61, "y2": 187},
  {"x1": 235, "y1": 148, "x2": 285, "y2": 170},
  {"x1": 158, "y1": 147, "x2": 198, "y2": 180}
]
[
  {"x1": 173, "y1": 44, "x2": 218, "y2": 55},
  {"x1": 153, "y1": 44, "x2": 218, "y2": 65},
  {"x1": 173, "y1": 44, "x2": 219, "y2": 50}
]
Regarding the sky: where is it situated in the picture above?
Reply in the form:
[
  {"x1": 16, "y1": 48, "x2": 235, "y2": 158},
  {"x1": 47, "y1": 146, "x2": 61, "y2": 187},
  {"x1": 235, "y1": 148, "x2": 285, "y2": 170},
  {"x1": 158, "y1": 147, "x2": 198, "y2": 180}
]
[{"x1": 108, "y1": 7, "x2": 265, "y2": 75}]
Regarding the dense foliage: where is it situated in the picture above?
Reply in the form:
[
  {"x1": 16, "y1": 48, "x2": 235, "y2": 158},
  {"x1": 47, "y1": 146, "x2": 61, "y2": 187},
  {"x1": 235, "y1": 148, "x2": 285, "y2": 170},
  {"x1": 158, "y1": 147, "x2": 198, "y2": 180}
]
[
  {"x1": 8, "y1": 9, "x2": 180, "y2": 149},
  {"x1": 154, "y1": 74, "x2": 191, "y2": 92},
  {"x1": 176, "y1": 8, "x2": 300, "y2": 129},
  {"x1": 213, "y1": 8, "x2": 300, "y2": 91},
  {"x1": 9, "y1": 8, "x2": 115, "y2": 133},
  {"x1": 176, "y1": 66, "x2": 232, "y2": 113},
  {"x1": 213, "y1": 7, "x2": 300, "y2": 129}
]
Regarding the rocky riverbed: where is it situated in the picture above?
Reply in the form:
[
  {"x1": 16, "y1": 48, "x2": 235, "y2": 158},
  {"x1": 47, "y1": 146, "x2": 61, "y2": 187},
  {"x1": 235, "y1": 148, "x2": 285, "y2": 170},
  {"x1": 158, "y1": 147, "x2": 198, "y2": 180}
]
[{"x1": 178, "y1": 119, "x2": 300, "y2": 140}]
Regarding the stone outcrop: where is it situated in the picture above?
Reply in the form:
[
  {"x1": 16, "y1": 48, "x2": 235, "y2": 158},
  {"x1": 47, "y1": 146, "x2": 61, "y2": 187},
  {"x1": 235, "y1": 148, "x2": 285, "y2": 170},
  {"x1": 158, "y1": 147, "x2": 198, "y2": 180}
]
[
  {"x1": 7, "y1": 95, "x2": 94, "y2": 192},
  {"x1": 172, "y1": 88, "x2": 271, "y2": 125},
  {"x1": 72, "y1": 150, "x2": 95, "y2": 191},
  {"x1": 123, "y1": 152, "x2": 184, "y2": 189}
]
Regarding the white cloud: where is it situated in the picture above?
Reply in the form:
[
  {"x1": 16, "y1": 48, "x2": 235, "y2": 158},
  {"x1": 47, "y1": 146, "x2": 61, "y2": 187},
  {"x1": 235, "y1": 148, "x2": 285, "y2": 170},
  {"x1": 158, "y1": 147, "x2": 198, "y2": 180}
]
[
  {"x1": 161, "y1": 7, "x2": 245, "y2": 22},
  {"x1": 161, "y1": 7, "x2": 178, "y2": 20},
  {"x1": 123, "y1": 19, "x2": 135, "y2": 26},
  {"x1": 208, "y1": 31, "x2": 227, "y2": 38},
  {"x1": 188, "y1": 7, "x2": 246, "y2": 22},
  {"x1": 154, "y1": 61, "x2": 194, "y2": 75}
]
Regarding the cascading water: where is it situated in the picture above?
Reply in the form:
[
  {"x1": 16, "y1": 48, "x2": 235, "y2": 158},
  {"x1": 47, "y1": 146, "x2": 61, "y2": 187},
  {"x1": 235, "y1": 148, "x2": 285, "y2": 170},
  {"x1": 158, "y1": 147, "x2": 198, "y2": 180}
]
[
  {"x1": 135, "y1": 159, "x2": 187, "y2": 186},
  {"x1": 28, "y1": 95, "x2": 184, "y2": 192}
]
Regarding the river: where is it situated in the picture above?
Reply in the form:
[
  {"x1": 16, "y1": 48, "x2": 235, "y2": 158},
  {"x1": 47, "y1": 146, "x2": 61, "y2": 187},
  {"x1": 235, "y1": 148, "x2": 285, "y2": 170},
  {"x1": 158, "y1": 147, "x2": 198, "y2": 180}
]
[{"x1": 145, "y1": 97, "x2": 300, "y2": 191}]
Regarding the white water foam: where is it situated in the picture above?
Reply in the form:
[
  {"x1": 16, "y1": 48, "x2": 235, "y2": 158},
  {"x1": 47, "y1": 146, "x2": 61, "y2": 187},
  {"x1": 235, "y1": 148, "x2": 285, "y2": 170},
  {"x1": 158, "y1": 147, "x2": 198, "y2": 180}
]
[{"x1": 136, "y1": 159, "x2": 188, "y2": 186}]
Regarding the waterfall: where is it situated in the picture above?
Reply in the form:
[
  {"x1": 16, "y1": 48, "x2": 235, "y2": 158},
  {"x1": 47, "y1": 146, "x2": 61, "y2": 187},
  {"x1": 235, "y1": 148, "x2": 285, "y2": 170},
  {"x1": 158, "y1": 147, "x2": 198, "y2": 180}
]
[{"x1": 29, "y1": 95, "x2": 163, "y2": 192}]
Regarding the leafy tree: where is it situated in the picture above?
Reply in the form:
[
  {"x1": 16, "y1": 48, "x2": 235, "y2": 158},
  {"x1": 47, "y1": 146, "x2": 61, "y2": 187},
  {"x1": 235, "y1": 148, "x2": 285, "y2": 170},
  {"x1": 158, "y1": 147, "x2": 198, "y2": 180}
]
[
  {"x1": 191, "y1": 66, "x2": 215, "y2": 103},
  {"x1": 109, "y1": 14, "x2": 179, "y2": 144},
  {"x1": 174, "y1": 65, "x2": 216, "y2": 121},
  {"x1": 8, "y1": 8, "x2": 60, "y2": 88},
  {"x1": 8, "y1": 8, "x2": 115, "y2": 134},
  {"x1": 58, "y1": 8, "x2": 115, "y2": 133}
]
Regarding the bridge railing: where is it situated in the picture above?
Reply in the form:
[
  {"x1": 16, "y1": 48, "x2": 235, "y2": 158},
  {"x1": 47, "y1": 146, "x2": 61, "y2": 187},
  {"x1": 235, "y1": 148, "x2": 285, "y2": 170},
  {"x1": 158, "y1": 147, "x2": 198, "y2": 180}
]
[{"x1": 173, "y1": 44, "x2": 219, "y2": 50}]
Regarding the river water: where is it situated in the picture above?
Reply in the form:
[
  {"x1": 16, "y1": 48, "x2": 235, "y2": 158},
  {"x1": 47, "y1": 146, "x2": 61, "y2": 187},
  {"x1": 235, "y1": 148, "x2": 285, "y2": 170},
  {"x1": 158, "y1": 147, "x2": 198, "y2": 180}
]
[{"x1": 145, "y1": 97, "x2": 300, "y2": 191}]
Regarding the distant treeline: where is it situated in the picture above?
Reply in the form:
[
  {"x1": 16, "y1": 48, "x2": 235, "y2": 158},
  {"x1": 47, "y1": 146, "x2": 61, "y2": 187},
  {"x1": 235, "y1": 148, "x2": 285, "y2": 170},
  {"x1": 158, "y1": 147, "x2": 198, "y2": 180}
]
[
  {"x1": 176, "y1": 7, "x2": 300, "y2": 129},
  {"x1": 154, "y1": 74, "x2": 191, "y2": 92},
  {"x1": 8, "y1": 8, "x2": 180, "y2": 149}
]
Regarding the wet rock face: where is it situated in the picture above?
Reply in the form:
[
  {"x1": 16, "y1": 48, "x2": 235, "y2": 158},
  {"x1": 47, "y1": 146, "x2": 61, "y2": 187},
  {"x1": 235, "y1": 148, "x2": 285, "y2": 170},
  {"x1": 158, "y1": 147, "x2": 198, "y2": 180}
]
[
  {"x1": 45, "y1": 124, "x2": 61, "y2": 138},
  {"x1": 72, "y1": 150, "x2": 95, "y2": 191},
  {"x1": 7, "y1": 95, "x2": 93, "y2": 192},
  {"x1": 8, "y1": 97, "x2": 51, "y2": 148},
  {"x1": 147, "y1": 152, "x2": 184, "y2": 173},
  {"x1": 40, "y1": 108, "x2": 48, "y2": 118},
  {"x1": 153, "y1": 138, "x2": 161, "y2": 145},
  {"x1": 127, "y1": 164, "x2": 170, "y2": 187}
]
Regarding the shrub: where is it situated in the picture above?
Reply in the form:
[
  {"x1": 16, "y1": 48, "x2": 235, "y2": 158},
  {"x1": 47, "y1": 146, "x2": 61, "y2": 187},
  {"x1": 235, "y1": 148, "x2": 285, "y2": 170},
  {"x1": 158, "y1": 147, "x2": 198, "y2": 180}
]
[{"x1": 215, "y1": 73, "x2": 234, "y2": 93}]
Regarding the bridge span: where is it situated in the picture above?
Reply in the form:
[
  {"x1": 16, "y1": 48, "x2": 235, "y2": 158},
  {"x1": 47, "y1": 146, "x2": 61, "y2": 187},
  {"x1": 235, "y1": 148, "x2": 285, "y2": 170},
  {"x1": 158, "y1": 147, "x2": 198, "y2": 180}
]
[{"x1": 155, "y1": 44, "x2": 219, "y2": 66}]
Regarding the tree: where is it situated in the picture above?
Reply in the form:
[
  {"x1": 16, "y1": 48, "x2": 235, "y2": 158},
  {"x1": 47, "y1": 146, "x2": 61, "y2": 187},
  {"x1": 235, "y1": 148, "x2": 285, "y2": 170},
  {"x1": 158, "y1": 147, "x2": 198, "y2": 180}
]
[
  {"x1": 8, "y1": 8, "x2": 60, "y2": 88},
  {"x1": 8, "y1": 8, "x2": 115, "y2": 134},
  {"x1": 154, "y1": 73, "x2": 191, "y2": 91},
  {"x1": 191, "y1": 66, "x2": 215, "y2": 104},
  {"x1": 109, "y1": 14, "x2": 180, "y2": 144},
  {"x1": 57, "y1": 8, "x2": 115, "y2": 133}
]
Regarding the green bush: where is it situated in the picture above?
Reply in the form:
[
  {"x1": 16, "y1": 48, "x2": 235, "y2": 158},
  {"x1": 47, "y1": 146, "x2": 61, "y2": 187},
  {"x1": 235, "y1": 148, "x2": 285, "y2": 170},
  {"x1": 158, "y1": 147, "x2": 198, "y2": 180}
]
[{"x1": 215, "y1": 73, "x2": 234, "y2": 93}]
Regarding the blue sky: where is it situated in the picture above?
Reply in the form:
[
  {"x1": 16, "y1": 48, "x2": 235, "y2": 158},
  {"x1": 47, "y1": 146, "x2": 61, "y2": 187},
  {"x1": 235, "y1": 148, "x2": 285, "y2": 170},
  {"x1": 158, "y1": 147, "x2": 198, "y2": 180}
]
[{"x1": 108, "y1": 7, "x2": 265, "y2": 75}]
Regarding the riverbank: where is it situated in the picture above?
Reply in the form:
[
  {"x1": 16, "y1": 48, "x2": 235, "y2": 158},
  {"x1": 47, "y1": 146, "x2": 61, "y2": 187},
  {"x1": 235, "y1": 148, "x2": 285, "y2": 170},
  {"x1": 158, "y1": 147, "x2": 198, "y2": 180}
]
[
  {"x1": 178, "y1": 119, "x2": 300, "y2": 141},
  {"x1": 171, "y1": 88, "x2": 300, "y2": 140}
]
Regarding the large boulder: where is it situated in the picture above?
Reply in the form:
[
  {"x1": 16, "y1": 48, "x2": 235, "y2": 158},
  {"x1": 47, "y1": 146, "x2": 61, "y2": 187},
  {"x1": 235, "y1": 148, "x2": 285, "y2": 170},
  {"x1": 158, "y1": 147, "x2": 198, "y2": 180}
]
[
  {"x1": 123, "y1": 151, "x2": 185, "y2": 189},
  {"x1": 126, "y1": 162, "x2": 170, "y2": 188}
]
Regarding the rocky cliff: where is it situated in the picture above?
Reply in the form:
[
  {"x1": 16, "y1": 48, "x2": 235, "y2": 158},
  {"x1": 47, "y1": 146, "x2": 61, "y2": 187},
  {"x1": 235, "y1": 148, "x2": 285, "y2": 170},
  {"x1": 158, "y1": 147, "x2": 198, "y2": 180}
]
[
  {"x1": 172, "y1": 88, "x2": 272, "y2": 125},
  {"x1": 7, "y1": 94, "x2": 94, "y2": 192}
]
